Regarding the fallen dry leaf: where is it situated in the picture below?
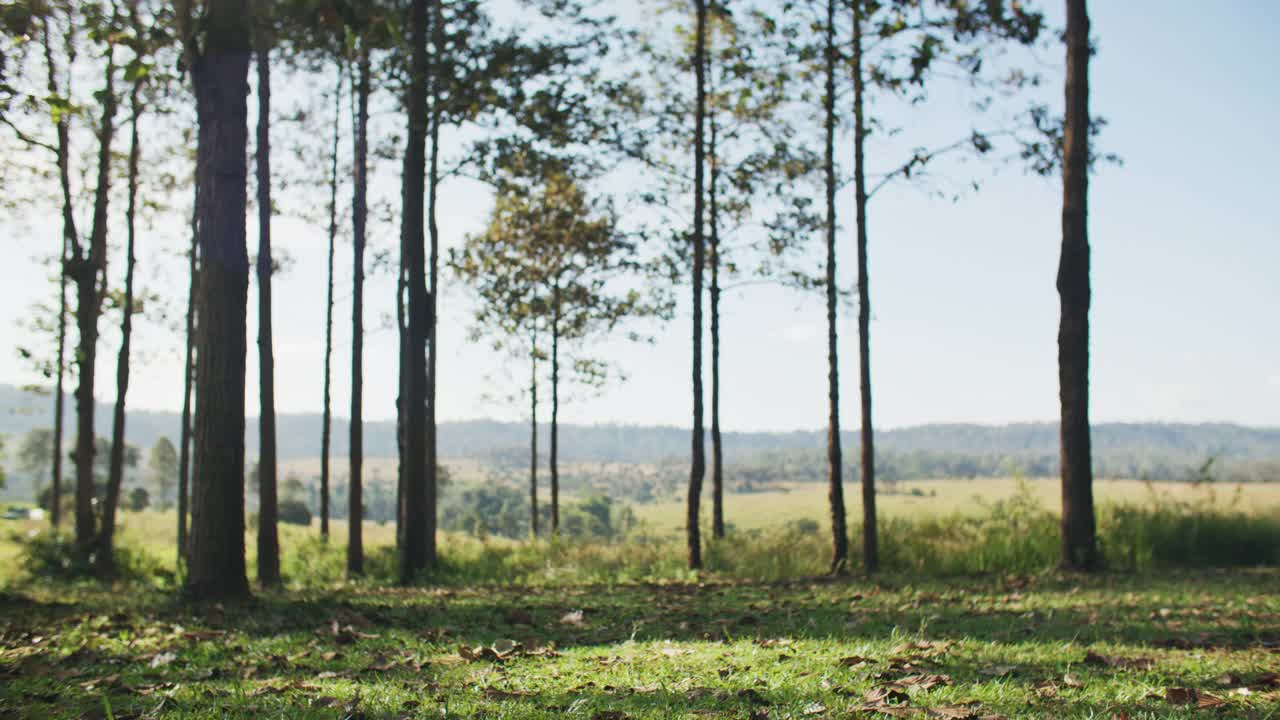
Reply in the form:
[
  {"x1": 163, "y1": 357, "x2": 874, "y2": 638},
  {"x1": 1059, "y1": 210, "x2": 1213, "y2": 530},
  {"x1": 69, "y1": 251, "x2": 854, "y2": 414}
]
[
  {"x1": 1082, "y1": 651, "x2": 1154, "y2": 671},
  {"x1": 802, "y1": 701, "x2": 827, "y2": 715},
  {"x1": 865, "y1": 686, "x2": 911, "y2": 705},
  {"x1": 839, "y1": 655, "x2": 874, "y2": 667}
]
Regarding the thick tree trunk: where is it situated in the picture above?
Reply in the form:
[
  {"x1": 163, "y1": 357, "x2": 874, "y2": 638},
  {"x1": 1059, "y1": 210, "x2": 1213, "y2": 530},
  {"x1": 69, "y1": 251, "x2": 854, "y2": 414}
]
[
  {"x1": 184, "y1": 0, "x2": 252, "y2": 599},
  {"x1": 348, "y1": 44, "x2": 370, "y2": 577},
  {"x1": 177, "y1": 180, "x2": 198, "y2": 567},
  {"x1": 1058, "y1": 0, "x2": 1098, "y2": 572},
  {"x1": 824, "y1": 0, "x2": 848, "y2": 575},
  {"x1": 97, "y1": 77, "x2": 143, "y2": 577},
  {"x1": 852, "y1": 1, "x2": 877, "y2": 573},
  {"x1": 399, "y1": 0, "x2": 430, "y2": 584},
  {"x1": 321, "y1": 64, "x2": 343, "y2": 544},
  {"x1": 42, "y1": 16, "x2": 71, "y2": 531},
  {"x1": 687, "y1": 0, "x2": 708, "y2": 571},
  {"x1": 709, "y1": 65, "x2": 724, "y2": 541},
  {"x1": 425, "y1": 0, "x2": 443, "y2": 567},
  {"x1": 550, "y1": 285, "x2": 561, "y2": 536},
  {"x1": 529, "y1": 327, "x2": 539, "y2": 538},
  {"x1": 255, "y1": 32, "x2": 280, "y2": 587},
  {"x1": 72, "y1": 40, "x2": 119, "y2": 562}
]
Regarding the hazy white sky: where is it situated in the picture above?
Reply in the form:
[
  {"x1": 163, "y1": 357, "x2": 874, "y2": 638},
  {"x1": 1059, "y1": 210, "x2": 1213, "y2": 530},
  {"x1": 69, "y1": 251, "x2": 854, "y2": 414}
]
[{"x1": 3, "y1": 0, "x2": 1279, "y2": 433}]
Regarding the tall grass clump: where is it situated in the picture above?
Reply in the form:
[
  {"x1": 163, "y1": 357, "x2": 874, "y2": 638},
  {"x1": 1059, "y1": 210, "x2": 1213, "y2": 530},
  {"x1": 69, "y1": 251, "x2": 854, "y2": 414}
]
[{"x1": 1101, "y1": 482, "x2": 1280, "y2": 570}]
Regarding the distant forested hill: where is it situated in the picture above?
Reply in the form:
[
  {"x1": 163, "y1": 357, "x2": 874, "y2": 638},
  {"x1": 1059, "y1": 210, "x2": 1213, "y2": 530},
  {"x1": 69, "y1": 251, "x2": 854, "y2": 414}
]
[{"x1": 3, "y1": 383, "x2": 1278, "y2": 474}]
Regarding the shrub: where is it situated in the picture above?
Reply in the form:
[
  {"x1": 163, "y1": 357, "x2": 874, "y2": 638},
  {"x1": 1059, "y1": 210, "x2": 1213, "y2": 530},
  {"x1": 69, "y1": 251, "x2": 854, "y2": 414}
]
[{"x1": 278, "y1": 499, "x2": 312, "y2": 526}]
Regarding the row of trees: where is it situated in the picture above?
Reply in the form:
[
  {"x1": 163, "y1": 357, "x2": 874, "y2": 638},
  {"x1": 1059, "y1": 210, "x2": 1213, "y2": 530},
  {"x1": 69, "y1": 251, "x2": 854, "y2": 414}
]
[{"x1": 2, "y1": 0, "x2": 1103, "y2": 594}]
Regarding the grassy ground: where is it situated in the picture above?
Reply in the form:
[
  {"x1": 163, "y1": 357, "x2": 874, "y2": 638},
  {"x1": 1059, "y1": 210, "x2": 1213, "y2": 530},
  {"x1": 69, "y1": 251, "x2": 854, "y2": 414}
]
[
  {"x1": 634, "y1": 478, "x2": 1280, "y2": 534},
  {"x1": 2, "y1": 571, "x2": 1278, "y2": 719}
]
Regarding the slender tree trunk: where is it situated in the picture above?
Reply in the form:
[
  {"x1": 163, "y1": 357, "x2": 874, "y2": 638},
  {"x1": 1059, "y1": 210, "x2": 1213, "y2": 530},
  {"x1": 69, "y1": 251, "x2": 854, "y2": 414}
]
[
  {"x1": 255, "y1": 30, "x2": 280, "y2": 587},
  {"x1": 687, "y1": 0, "x2": 708, "y2": 570},
  {"x1": 709, "y1": 58, "x2": 724, "y2": 541},
  {"x1": 529, "y1": 326, "x2": 539, "y2": 538},
  {"x1": 184, "y1": 0, "x2": 252, "y2": 599},
  {"x1": 348, "y1": 44, "x2": 370, "y2": 577},
  {"x1": 71, "y1": 37, "x2": 119, "y2": 562},
  {"x1": 399, "y1": 0, "x2": 430, "y2": 584},
  {"x1": 179, "y1": 185, "x2": 198, "y2": 566},
  {"x1": 395, "y1": 259, "x2": 407, "y2": 555},
  {"x1": 97, "y1": 77, "x2": 143, "y2": 576},
  {"x1": 550, "y1": 284, "x2": 561, "y2": 536},
  {"x1": 43, "y1": 16, "x2": 71, "y2": 531},
  {"x1": 320, "y1": 64, "x2": 343, "y2": 544},
  {"x1": 424, "y1": 0, "x2": 443, "y2": 568},
  {"x1": 1058, "y1": 0, "x2": 1098, "y2": 572},
  {"x1": 824, "y1": 0, "x2": 848, "y2": 575},
  {"x1": 177, "y1": 177, "x2": 198, "y2": 568},
  {"x1": 852, "y1": 0, "x2": 877, "y2": 573},
  {"x1": 52, "y1": 240, "x2": 67, "y2": 528}
]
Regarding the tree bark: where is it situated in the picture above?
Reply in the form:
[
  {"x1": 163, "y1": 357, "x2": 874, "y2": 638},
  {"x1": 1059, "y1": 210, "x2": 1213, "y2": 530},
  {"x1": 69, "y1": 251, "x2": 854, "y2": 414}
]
[
  {"x1": 255, "y1": 27, "x2": 280, "y2": 587},
  {"x1": 177, "y1": 177, "x2": 198, "y2": 568},
  {"x1": 97, "y1": 75, "x2": 143, "y2": 577},
  {"x1": 398, "y1": 0, "x2": 430, "y2": 584},
  {"x1": 42, "y1": 16, "x2": 71, "y2": 531},
  {"x1": 529, "y1": 326, "x2": 539, "y2": 538},
  {"x1": 687, "y1": 0, "x2": 708, "y2": 571},
  {"x1": 425, "y1": 0, "x2": 443, "y2": 568},
  {"x1": 824, "y1": 0, "x2": 848, "y2": 575},
  {"x1": 72, "y1": 32, "x2": 119, "y2": 562},
  {"x1": 321, "y1": 63, "x2": 343, "y2": 544},
  {"x1": 348, "y1": 43, "x2": 370, "y2": 577},
  {"x1": 550, "y1": 284, "x2": 561, "y2": 536},
  {"x1": 184, "y1": 0, "x2": 252, "y2": 599},
  {"x1": 1058, "y1": 0, "x2": 1098, "y2": 572},
  {"x1": 708, "y1": 57, "x2": 724, "y2": 541},
  {"x1": 852, "y1": 0, "x2": 877, "y2": 573}
]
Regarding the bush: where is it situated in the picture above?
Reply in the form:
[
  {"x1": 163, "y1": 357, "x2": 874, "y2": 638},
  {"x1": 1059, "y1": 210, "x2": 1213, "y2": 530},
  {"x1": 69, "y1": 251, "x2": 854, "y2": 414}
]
[
  {"x1": 11, "y1": 529, "x2": 169, "y2": 585},
  {"x1": 279, "y1": 499, "x2": 312, "y2": 526}
]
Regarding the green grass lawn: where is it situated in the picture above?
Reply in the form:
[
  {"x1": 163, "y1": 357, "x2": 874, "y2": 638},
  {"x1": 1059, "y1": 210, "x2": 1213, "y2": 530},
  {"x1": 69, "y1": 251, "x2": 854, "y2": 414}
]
[{"x1": 2, "y1": 571, "x2": 1278, "y2": 718}]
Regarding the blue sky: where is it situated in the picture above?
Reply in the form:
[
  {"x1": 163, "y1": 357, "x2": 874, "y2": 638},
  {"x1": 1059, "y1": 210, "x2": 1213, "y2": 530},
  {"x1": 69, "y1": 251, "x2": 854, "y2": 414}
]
[{"x1": 2, "y1": 0, "x2": 1278, "y2": 433}]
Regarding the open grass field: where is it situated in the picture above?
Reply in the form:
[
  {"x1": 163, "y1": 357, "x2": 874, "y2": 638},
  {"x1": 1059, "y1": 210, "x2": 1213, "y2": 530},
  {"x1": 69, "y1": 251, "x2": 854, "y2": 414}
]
[
  {"x1": 2, "y1": 571, "x2": 1278, "y2": 718},
  {"x1": 633, "y1": 478, "x2": 1280, "y2": 535}
]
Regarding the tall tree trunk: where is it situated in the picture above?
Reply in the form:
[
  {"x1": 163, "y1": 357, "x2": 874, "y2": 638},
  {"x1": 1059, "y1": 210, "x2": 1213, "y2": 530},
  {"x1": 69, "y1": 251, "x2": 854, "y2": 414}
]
[
  {"x1": 550, "y1": 284, "x2": 560, "y2": 535},
  {"x1": 177, "y1": 188, "x2": 198, "y2": 568},
  {"x1": 398, "y1": 0, "x2": 430, "y2": 584},
  {"x1": 177, "y1": 177, "x2": 198, "y2": 568},
  {"x1": 529, "y1": 326, "x2": 539, "y2": 538},
  {"x1": 687, "y1": 0, "x2": 708, "y2": 570},
  {"x1": 424, "y1": 0, "x2": 443, "y2": 568},
  {"x1": 184, "y1": 0, "x2": 252, "y2": 599},
  {"x1": 708, "y1": 57, "x2": 724, "y2": 542},
  {"x1": 852, "y1": 0, "x2": 877, "y2": 573},
  {"x1": 321, "y1": 64, "x2": 343, "y2": 544},
  {"x1": 71, "y1": 34, "x2": 119, "y2": 562},
  {"x1": 1058, "y1": 0, "x2": 1098, "y2": 571},
  {"x1": 348, "y1": 44, "x2": 370, "y2": 577},
  {"x1": 255, "y1": 29, "x2": 280, "y2": 587},
  {"x1": 824, "y1": 0, "x2": 848, "y2": 575},
  {"x1": 97, "y1": 76, "x2": 143, "y2": 576},
  {"x1": 52, "y1": 239, "x2": 67, "y2": 528},
  {"x1": 395, "y1": 259, "x2": 406, "y2": 555},
  {"x1": 42, "y1": 16, "x2": 71, "y2": 530}
]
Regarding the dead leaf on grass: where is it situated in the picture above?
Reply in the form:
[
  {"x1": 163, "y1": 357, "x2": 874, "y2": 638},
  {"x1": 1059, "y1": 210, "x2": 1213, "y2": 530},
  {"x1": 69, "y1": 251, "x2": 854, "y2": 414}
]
[
  {"x1": 839, "y1": 655, "x2": 874, "y2": 667},
  {"x1": 1082, "y1": 651, "x2": 1154, "y2": 670},
  {"x1": 802, "y1": 701, "x2": 827, "y2": 715},
  {"x1": 979, "y1": 665, "x2": 1016, "y2": 678},
  {"x1": 865, "y1": 686, "x2": 911, "y2": 705}
]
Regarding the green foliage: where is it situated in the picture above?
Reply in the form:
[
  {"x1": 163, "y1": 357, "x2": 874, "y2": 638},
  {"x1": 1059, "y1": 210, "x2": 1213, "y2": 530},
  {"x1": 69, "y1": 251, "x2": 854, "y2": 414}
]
[
  {"x1": 144, "y1": 437, "x2": 177, "y2": 510},
  {"x1": 11, "y1": 529, "x2": 167, "y2": 584},
  {"x1": 125, "y1": 486, "x2": 149, "y2": 512},
  {"x1": 278, "y1": 499, "x2": 313, "y2": 526}
]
